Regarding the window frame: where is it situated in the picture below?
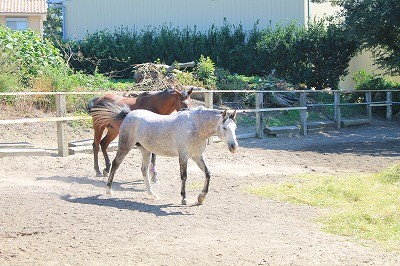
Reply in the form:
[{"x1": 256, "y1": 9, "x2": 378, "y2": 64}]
[{"x1": 6, "y1": 17, "x2": 28, "y2": 31}]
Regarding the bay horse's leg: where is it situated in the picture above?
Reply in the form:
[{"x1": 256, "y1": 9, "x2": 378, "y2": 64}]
[
  {"x1": 150, "y1": 153, "x2": 159, "y2": 184},
  {"x1": 101, "y1": 127, "x2": 119, "y2": 177},
  {"x1": 192, "y1": 155, "x2": 211, "y2": 204},
  {"x1": 179, "y1": 154, "x2": 189, "y2": 205},
  {"x1": 138, "y1": 147, "x2": 158, "y2": 199},
  {"x1": 106, "y1": 147, "x2": 129, "y2": 195},
  {"x1": 92, "y1": 124, "x2": 105, "y2": 177}
]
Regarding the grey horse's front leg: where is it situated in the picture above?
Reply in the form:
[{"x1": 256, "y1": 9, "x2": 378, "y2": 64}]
[
  {"x1": 192, "y1": 155, "x2": 211, "y2": 204},
  {"x1": 179, "y1": 155, "x2": 189, "y2": 205}
]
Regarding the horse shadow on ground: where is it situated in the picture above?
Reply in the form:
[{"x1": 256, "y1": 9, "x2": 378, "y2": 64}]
[
  {"x1": 60, "y1": 194, "x2": 186, "y2": 217},
  {"x1": 36, "y1": 175, "x2": 145, "y2": 192}
]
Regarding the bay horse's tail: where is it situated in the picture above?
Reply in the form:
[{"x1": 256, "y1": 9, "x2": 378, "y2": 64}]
[{"x1": 88, "y1": 100, "x2": 130, "y2": 128}]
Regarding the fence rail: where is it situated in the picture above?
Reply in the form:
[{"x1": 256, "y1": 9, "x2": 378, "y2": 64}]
[{"x1": 1, "y1": 89, "x2": 399, "y2": 156}]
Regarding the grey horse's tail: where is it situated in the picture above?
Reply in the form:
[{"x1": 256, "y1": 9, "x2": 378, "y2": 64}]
[
  {"x1": 86, "y1": 97, "x2": 100, "y2": 113},
  {"x1": 88, "y1": 100, "x2": 130, "y2": 128}
]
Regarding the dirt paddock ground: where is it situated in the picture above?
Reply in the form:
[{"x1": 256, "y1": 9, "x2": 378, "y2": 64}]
[{"x1": 1, "y1": 119, "x2": 400, "y2": 265}]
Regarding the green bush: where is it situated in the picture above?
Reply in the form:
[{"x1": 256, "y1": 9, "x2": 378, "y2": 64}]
[
  {"x1": 65, "y1": 19, "x2": 357, "y2": 90},
  {"x1": 0, "y1": 26, "x2": 66, "y2": 82},
  {"x1": 256, "y1": 19, "x2": 358, "y2": 89},
  {"x1": 194, "y1": 55, "x2": 217, "y2": 88},
  {"x1": 353, "y1": 70, "x2": 400, "y2": 91}
]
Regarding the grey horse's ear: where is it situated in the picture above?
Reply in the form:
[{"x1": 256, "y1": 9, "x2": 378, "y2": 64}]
[
  {"x1": 230, "y1": 110, "x2": 237, "y2": 121},
  {"x1": 221, "y1": 110, "x2": 227, "y2": 118}
]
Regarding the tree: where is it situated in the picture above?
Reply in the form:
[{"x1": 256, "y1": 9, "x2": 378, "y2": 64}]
[
  {"x1": 43, "y1": 4, "x2": 63, "y2": 44},
  {"x1": 313, "y1": 0, "x2": 400, "y2": 75}
]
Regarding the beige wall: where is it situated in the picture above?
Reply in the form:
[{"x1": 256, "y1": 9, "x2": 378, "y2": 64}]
[
  {"x1": 64, "y1": 0, "x2": 307, "y2": 40},
  {"x1": 339, "y1": 50, "x2": 400, "y2": 89},
  {"x1": 0, "y1": 14, "x2": 46, "y2": 35}
]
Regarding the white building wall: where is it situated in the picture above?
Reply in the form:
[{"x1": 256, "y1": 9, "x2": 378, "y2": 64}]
[{"x1": 63, "y1": 0, "x2": 307, "y2": 40}]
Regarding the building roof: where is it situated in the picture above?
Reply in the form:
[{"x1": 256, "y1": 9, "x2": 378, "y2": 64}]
[{"x1": 0, "y1": 0, "x2": 47, "y2": 14}]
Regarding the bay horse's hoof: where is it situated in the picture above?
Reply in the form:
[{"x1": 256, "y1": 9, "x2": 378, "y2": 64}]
[
  {"x1": 181, "y1": 199, "x2": 188, "y2": 205},
  {"x1": 197, "y1": 194, "x2": 206, "y2": 205},
  {"x1": 103, "y1": 170, "x2": 109, "y2": 177}
]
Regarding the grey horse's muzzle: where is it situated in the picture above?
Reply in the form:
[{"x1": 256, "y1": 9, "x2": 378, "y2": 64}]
[{"x1": 229, "y1": 142, "x2": 238, "y2": 153}]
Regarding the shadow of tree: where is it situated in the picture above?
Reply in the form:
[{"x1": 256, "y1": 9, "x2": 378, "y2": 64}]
[
  {"x1": 60, "y1": 194, "x2": 186, "y2": 216},
  {"x1": 239, "y1": 123, "x2": 400, "y2": 157}
]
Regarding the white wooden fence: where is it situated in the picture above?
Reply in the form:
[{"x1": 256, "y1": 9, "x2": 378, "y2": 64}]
[{"x1": 0, "y1": 90, "x2": 398, "y2": 157}]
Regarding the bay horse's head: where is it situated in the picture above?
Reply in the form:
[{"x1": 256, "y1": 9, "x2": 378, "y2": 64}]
[{"x1": 166, "y1": 86, "x2": 193, "y2": 111}]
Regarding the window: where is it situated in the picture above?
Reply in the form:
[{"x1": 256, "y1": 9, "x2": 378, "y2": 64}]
[{"x1": 6, "y1": 18, "x2": 28, "y2": 31}]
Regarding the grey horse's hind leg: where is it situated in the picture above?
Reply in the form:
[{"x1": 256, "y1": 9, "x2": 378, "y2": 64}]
[
  {"x1": 150, "y1": 153, "x2": 159, "y2": 183},
  {"x1": 138, "y1": 147, "x2": 158, "y2": 199},
  {"x1": 106, "y1": 147, "x2": 130, "y2": 195},
  {"x1": 192, "y1": 155, "x2": 211, "y2": 204},
  {"x1": 179, "y1": 155, "x2": 189, "y2": 205}
]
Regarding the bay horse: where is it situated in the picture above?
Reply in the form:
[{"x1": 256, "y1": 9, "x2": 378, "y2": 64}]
[
  {"x1": 89, "y1": 102, "x2": 238, "y2": 205},
  {"x1": 87, "y1": 88, "x2": 193, "y2": 178}
]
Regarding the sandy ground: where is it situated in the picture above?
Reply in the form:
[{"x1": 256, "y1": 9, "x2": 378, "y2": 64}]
[{"x1": 1, "y1": 117, "x2": 400, "y2": 265}]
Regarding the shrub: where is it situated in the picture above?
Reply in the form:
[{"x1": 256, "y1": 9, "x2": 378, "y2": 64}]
[
  {"x1": 0, "y1": 26, "x2": 66, "y2": 83},
  {"x1": 194, "y1": 55, "x2": 217, "y2": 88},
  {"x1": 353, "y1": 70, "x2": 400, "y2": 91}
]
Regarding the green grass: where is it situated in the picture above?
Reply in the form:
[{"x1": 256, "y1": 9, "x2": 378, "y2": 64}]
[{"x1": 248, "y1": 164, "x2": 400, "y2": 250}]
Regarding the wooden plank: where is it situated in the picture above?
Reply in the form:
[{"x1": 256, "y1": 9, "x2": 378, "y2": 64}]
[
  {"x1": 57, "y1": 94, "x2": 68, "y2": 157},
  {"x1": 0, "y1": 148, "x2": 49, "y2": 157},
  {"x1": 299, "y1": 92, "x2": 307, "y2": 136},
  {"x1": 255, "y1": 92, "x2": 264, "y2": 138},
  {"x1": 68, "y1": 142, "x2": 132, "y2": 155},
  {"x1": 340, "y1": 119, "x2": 370, "y2": 127},
  {"x1": 264, "y1": 126, "x2": 299, "y2": 135},
  {"x1": 0, "y1": 142, "x2": 34, "y2": 148},
  {"x1": 307, "y1": 121, "x2": 335, "y2": 129},
  {"x1": 0, "y1": 115, "x2": 91, "y2": 125}
]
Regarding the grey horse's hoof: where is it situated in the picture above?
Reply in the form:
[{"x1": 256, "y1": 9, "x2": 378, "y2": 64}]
[
  {"x1": 181, "y1": 198, "x2": 188, "y2": 205},
  {"x1": 96, "y1": 172, "x2": 103, "y2": 177}
]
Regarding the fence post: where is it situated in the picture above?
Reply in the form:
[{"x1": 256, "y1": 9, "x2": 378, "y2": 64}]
[
  {"x1": 56, "y1": 94, "x2": 69, "y2": 157},
  {"x1": 299, "y1": 92, "x2": 307, "y2": 136},
  {"x1": 365, "y1": 91, "x2": 372, "y2": 120},
  {"x1": 255, "y1": 92, "x2": 264, "y2": 138},
  {"x1": 387, "y1": 91, "x2": 392, "y2": 120},
  {"x1": 204, "y1": 91, "x2": 214, "y2": 144},
  {"x1": 334, "y1": 91, "x2": 341, "y2": 129}
]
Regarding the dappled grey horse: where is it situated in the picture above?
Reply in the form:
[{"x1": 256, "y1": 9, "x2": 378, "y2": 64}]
[{"x1": 89, "y1": 101, "x2": 238, "y2": 205}]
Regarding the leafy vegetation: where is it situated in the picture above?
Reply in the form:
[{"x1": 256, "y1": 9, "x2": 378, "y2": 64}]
[
  {"x1": 65, "y1": 18, "x2": 357, "y2": 90},
  {"x1": 0, "y1": 26, "x2": 131, "y2": 111},
  {"x1": 338, "y1": 0, "x2": 400, "y2": 75},
  {"x1": 248, "y1": 164, "x2": 400, "y2": 250}
]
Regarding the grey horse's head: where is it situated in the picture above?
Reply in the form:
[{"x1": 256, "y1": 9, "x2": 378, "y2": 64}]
[{"x1": 217, "y1": 110, "x2": 238, "y2": 154}]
